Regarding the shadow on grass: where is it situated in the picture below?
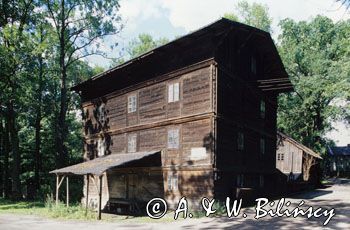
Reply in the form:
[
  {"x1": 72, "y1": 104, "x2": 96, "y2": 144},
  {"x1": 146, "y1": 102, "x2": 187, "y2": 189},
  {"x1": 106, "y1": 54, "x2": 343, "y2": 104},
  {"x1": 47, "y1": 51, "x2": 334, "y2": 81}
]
[{"x1": 0, "y1": 198, "x2": 44, "y2": 210}]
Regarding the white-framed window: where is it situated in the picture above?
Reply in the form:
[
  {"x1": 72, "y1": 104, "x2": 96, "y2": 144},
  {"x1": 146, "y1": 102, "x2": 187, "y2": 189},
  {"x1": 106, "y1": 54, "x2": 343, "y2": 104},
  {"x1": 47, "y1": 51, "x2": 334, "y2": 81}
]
[
  {"x1": 237, "y1": 132, "x2": 244, "y2": 151},
  {"x1": 128, "y1": 134, "x2": 137, "y2": 153},
  {"x1": 259, "y1": 175, "x2": 264, "y2": 187},
  {"x1": 97, "y1": 138, "x2": 106, "y2": 157},
  {"x1": 128, "y1": 94, "x2": 137, "y2": 113},
  {"x1": 237, "y1": 174, "x2": 244, "y2": 187},
  {"x1": 277, "y1": 153, "x2": 284, "y2": 161},
  {"x1": 168, "y1": 82, "x2": 180, "y2": 103},
  {"x1": 168, "y1": 129, "x2": 179, "y2": 149},
  {"x1": 251, "y1": 55, "x2": 257, "y2": 74},
  {"x1": 260, "y1": 100, "x2": 266, "y2": 119},
  {"x1": 167, "y1": 174, "x2": 178, "y2": 191},
  {"x1": 260, "y1": 138, "x2": 265, "y2": 155}
]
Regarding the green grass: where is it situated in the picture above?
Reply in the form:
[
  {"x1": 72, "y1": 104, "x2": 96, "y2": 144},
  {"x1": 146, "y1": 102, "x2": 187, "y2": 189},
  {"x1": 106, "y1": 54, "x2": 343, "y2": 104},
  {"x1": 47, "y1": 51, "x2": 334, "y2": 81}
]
[
  {"x1": 0, "y1": 197, "x2": 177, "y2": 223},
  {"x1": 0, "y1": 196, "x2": 96, "y2": 220}
]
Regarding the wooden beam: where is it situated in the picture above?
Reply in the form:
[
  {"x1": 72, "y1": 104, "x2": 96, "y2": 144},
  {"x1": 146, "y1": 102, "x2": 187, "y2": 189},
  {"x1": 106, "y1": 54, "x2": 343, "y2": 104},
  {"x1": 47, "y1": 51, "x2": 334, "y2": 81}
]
[
  {"x1": 97, "y1": 175, "x2": 103, "y2": 220},
  {"x1": 58, "y1": 175, "x2": 65, "y2": 188},
  {"x1": 56, "y1": 175, "x2": 59, "y2": 205},
  {"x1": 66, "y1": 177, "x2": 69, "y2": 207},
  {"x1": 81, "y1": 58, "x2": 216, "y2": 106},
  {"x1": 85, "y1": 174, "x2": 90, "y2": 216},
  {"x1": 90, "y1": 175, "x2": 99, "y2": 194},
  {"x1": 56, "y1": 175, "x2": 65, "y2": 205},
  {"x1": 85, "y1": 112, "x2": 215, "y2": 141}
]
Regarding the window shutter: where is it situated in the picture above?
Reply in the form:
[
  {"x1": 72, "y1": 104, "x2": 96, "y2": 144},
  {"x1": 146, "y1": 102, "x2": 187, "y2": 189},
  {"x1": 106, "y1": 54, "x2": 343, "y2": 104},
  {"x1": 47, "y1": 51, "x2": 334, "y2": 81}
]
[
  {"x1": 168, "y1": 84, "x2": 174, "y2": 102},
  {"x1": 260, "y1": 100, "x2": 266, "y2": 119},
  {"x1": 97, "y1": 138, "x2": 105, "y2": 157},
  {"x1": 168, "y1": 129, "x2": 179, "y2": 149},
  {"x1": 260, "y1": 138, "x2": 265, "y2": 155},
  {"x1": 237, "y1": 132, "x2": 244, "y2": 150},
  {"x1": 128, "y1": 95, "x2": 137, "y2": 113},
  {"x1": 251, "y1": 56, "x2": 257, "y2": 74},
  {"x1": 174, "y1": 83, "x2": 179, "y2": 102},
  {"x1": 128, "y1": 134, "x2": 137, "y2": 153}
]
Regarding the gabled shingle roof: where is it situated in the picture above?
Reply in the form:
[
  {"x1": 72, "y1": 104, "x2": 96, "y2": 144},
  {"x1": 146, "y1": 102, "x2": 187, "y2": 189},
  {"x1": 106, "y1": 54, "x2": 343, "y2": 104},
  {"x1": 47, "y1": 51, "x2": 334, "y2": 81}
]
[
  {"x1": 50, "y1": 151, "x2": 161, "y2": 176},
  {"x1": 328, "y1": 145, "x2": 350, "y2": 156},
  {"x1": 72, "y1": 18, "x2": 291, "y2": 101},
  {"x1": 277, "y1": 132, "x2": 322, "y2": 159}
]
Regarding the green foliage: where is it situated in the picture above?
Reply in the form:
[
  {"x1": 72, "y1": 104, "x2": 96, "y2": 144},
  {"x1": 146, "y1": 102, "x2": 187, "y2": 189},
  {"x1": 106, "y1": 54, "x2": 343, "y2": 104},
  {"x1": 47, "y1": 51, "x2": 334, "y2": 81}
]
[
  {"x1": 113, "y1": 33, "x2": 169, "y2": 66},
  {"x1": 277, "y1": 16, "x2": 350, "y2": 153},
  {"x1": 223, "y1": 0, "x2": 272, "y2": 32},
  {"x1": 0, "y1": 0, "x2": 112, "y2": 201}
]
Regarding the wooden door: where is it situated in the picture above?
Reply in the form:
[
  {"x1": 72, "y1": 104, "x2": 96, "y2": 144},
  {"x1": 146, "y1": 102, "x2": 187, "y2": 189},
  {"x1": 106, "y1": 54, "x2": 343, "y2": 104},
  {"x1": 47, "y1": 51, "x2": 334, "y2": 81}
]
[{"x1": 127, "y1": 174, "x2": 138, "y2": 200}]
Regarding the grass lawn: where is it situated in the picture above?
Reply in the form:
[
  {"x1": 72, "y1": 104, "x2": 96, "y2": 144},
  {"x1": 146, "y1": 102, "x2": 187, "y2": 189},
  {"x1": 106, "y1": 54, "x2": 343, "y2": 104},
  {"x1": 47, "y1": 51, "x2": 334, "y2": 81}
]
[{"x1": 0, "y1": 198, "x2": 177, "y2": 223}]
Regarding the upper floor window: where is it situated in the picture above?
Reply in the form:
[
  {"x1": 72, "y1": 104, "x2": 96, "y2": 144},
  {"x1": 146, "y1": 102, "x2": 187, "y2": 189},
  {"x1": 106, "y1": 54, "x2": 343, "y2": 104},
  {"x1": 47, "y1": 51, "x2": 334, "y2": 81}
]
[
  {"x1": 167, "y1": 174, "x2": 178, "y2": 191},
  {"x1": 168, "y1": 82, "x2": 180, "y2": 103},
  {"x1": 128, "y1": 134, "x2": 137, "y2": 153},
  {"x1": 237, "y1": 132, "x2": 244, "y2": 151},
  {"x1": 128, "y1": 95, "x2": 137, "y2": 113},
  {"x1": 260, "y1": 100, "x2": 266, "y2": 119},
  {"x1": 97, "y1": 103, "x2": 106, "y2": 125},
  {"x1": 260, "y1": 138, "x2": 266, "y2": 155},
  {"x1": 251, "y1": 55, "x2": 257, "y2": 75},
  {"x1": 259, "y1": 175, "x2": 264, "y2": 187},
  {"x1": 168, "y1": 128, "x2": 179, "y2": 149}
]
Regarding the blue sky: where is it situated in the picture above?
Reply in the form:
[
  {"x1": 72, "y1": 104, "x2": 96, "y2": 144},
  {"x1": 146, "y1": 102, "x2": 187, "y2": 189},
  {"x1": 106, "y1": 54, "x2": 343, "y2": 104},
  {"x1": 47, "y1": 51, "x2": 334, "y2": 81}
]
[
  {"x1": 87, "y1": 0, "x2": 349, "y2": 68},
  {"x1": 85, "y1": 0, "x2": 350, "y2": 145}
]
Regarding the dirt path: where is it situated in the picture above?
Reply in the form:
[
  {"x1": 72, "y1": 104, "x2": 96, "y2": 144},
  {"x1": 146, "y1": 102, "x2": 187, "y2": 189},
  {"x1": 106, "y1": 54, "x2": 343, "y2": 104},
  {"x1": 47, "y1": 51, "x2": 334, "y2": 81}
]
[{"x1": 1, "y1": 178, "x2": 349, "y2": 230}]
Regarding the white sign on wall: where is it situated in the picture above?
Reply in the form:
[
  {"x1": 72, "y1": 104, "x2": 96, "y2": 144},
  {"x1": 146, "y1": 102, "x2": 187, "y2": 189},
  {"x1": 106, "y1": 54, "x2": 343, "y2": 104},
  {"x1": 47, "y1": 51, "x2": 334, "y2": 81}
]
[{"x1": 190, "y1": 147, "x2": 207, "y2": 160}]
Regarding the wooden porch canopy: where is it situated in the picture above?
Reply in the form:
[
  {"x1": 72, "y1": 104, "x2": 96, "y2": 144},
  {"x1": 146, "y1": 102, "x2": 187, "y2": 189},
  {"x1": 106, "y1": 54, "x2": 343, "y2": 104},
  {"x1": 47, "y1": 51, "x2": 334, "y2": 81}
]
[
  {"x1": 50, "y1": 151, "x2": 161, "y2": 219},
  {"x1": 257, "y1": 78, "x2": 294, "y2": 93}
]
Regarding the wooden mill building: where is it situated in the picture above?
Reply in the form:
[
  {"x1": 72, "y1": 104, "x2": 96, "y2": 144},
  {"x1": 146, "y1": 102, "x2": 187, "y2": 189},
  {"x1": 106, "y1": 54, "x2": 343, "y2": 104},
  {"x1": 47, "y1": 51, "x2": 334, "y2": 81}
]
[
  {"x1": 51, "y1": 18, "x2": 293, "y2": 215},
  {"x1": 276, "y1": 132, "x2": 322, "y2": 183}
]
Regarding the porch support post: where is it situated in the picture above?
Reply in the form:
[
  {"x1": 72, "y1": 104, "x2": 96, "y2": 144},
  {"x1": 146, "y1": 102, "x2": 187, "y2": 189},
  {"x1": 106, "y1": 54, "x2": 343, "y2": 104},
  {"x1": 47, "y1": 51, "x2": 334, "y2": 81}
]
[
  {"x1": 66, "y1": 176, "x2": 69, "y2": 207},
  {"x1": 97, "y1": 175, "x2": 103, "y2": 220},
  {"x1": 55, "y1": 175, "x2": 65, "y2": 206},
  {"x1": 56, "y1": 175, "x2": 59, "y2": 205},
  {"x1": 85, "y1": 174, "x2": 89, "y2": 216}
]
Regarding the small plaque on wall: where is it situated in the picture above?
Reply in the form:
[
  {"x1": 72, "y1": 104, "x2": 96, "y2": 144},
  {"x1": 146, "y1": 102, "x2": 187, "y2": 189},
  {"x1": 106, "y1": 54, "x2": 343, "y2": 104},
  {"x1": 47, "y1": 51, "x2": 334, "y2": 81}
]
[{"x1": 190, "y1": 147, "x2": 207, "y2": 160}]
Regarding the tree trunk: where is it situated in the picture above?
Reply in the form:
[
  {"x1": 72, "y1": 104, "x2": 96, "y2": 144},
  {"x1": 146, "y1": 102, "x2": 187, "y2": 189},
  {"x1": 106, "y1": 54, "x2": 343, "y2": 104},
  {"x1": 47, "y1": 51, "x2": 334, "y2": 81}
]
[
  {"x1": 303, "y1": 153, "x2": 316, "y2": 182},
  {"x1": 0, "y1": 118, "x2": 3, "y2": 196},
  {"x1": 2, "y1": 116, "x2": 10, "y2": 198},
  {"x1": 56, "y1": 13, "x2": 68, "y2": 169},
  {"x1": 8, "y1": 101, "x2": 21, "y2": 200},
  {"x1": 33, "y1": 55, "x2": 44, "y2": 198}
]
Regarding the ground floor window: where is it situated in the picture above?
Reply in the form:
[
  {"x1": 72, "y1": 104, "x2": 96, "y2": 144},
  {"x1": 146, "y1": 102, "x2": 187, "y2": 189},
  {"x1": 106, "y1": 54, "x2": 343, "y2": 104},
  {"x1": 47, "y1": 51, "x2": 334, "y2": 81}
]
[
  {"x1": 167, "y1": 174, "x2": 178, "y2": 191},
  {"x1": 259, "y1": 175, "x2": 264, "y2": 187},
  {"x1": 236, "y1": 174, "x2": 244, "y2": 187},
  {"x1": 128, "y1": 134, "x2": 137, "y2": 153}
]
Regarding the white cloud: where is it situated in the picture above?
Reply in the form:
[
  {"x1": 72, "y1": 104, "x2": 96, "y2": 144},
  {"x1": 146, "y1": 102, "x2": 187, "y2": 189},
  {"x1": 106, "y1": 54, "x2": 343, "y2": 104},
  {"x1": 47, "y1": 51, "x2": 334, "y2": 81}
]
[
  {"x1": 326, "y1": 121, "x2": 350, "y2": 146},
  {"x1": 161, "y1": 0, "x2": 234, "y2": 31},
  {"x1": 119, "y1": 0, "x2": 164, "y2": 32},
  {"x1": 153, "y1": 0, "x2": 349, "y2": 33}
]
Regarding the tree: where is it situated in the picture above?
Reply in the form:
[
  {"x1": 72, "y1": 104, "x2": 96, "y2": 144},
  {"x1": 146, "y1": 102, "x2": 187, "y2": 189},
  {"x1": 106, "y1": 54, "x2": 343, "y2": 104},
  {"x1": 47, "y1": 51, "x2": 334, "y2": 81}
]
[
  {"x1": 113, "y1": 33, "x2": 169, "y2": 65},
  {"x1": 277, "y1": 16, "x2": 350, "y2": 154},
  {"x1": 0, "y1": 0, "x2": 36, "y2": 200},
  {"x1": 224, "y1": 0, "x2": 272, "y2": 32},
  {"x1": 43, "y1": 0, "x2": 122, "y2": 168}
]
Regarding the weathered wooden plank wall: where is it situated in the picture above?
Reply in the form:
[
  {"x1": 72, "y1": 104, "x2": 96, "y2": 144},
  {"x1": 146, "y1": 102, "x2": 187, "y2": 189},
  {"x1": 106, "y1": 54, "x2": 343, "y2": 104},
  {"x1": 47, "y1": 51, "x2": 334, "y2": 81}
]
[
  {"x1": 276, "y1": 140, "x2": 303, "y2": 174},
  {"x1": 213, "y1": 29, "x2": 278, "y2": 199},
  {"x1": 81, "y1": 63, "x2": 216, "y2": 208}
]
